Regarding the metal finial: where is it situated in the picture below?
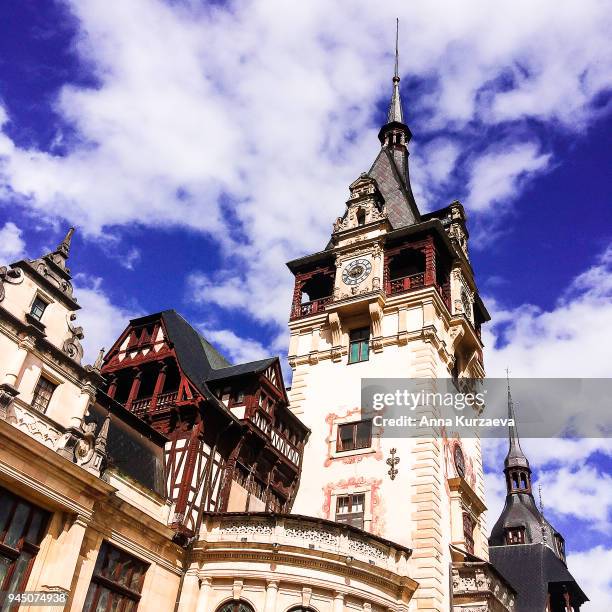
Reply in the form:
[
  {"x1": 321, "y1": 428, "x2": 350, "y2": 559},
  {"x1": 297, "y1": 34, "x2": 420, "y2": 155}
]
[
  {"x1": 394, "y1": 18, "x2": 399, "y2": 80},
  {"x1": 386, "y1": 18, "x2": 404, "y2": 124}
]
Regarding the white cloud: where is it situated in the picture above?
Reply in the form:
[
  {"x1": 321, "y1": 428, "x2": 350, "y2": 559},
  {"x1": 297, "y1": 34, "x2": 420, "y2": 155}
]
[
  {"x1": 72, "y1": 275, "x2": 142, "y2": 363},
  {"x1": 0, "y1": 0, "x2": 610, "y2": 330},
  {"x1": 484, "y1": 244, "x2": 612, "y2": 378},
  {"x1": 0, "y1": 222, "x2": 26, "y2": 262},
  {"x1": 537, "y1": 465, "x2": 612, "y2": 533},
  {"x1": 567, "y1": 546, "x2": 612, "y2": 611},
  {"x1": 466, "y1": 142, "x2": 551, "y2": 212},
  {"x1": 198, "y1": 326, "x2": 269, "y2": 365}
]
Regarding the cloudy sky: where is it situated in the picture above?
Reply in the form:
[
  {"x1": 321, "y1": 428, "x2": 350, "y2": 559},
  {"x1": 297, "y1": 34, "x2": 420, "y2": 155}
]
[{"x1": 0, "y1": 0, "x2": 610, "y2": 607}]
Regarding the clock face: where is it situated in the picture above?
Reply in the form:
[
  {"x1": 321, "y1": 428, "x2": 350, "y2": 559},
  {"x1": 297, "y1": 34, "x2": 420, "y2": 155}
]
[{"x1": 342, "y1": 258, "x2": 372, "y2": 286}]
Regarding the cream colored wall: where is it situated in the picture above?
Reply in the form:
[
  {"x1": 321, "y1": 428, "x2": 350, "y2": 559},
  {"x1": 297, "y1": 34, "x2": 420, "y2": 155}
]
[
  {"x1": 2, "y1": 270, "x2": 80, "y2": 354},
  {"x1": 288, "y1": 286, "x2": 487, "y2": 612}
]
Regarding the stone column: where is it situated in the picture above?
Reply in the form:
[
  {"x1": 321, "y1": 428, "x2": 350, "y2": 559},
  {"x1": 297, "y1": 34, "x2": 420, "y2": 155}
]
[
  {"x1": 177, "y1": 569, "x2": 200, "y2": 612},
  {"x1": 333, "y1": 591, "x2": 344, "y2": 612},
  {"x1": 264, "y1": 580, "x2": 279, "y2": 612},
  {"x1": 36, "y1": 513, "x2": 89, "y2": 596},
  {"x1": 195, "y1": 577, "x2": 212, "y2": 612},
  {"x1": 2, "y1": 335, "x2": 35, "y2": 387}
]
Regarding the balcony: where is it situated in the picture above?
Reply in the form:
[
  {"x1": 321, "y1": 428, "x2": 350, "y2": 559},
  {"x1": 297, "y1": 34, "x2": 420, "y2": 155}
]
[
  {"x1": 386, "y1": 272, "x2": 425, "y2": 295},
  {"x1": 451, "y1": 562, "x2": 515, "y2": 611},
  {"x1": 193, "y1": 513, "x2": 418, "y2": 610},
  {"x1": 130, "y1": 391, "x2": 178, "y2": 417},
  {"x1": 251, "y1": 410, "x2": 301, "y2": 465},
  {"x1": 200, "y1": 513, "x2": 412, "y2": 571},
  {"x1": 291, "y1": 295, "x2": 332, "y2": 320},
  {"x1": 386, "y1": 272, "x2": 452, "y2": 311}
]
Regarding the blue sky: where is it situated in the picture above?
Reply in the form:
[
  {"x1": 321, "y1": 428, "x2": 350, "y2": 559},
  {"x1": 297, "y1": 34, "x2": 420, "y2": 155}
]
[{"x1": 0, "y1": 1, "x2": 611, "y2": 607}]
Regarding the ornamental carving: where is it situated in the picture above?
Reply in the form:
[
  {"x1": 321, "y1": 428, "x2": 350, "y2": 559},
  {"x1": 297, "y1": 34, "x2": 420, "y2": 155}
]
[
  {"x1": 6, "y1": 402, "x2": 63, "y2": 448},
  {"x1": 63, "y1": 313, "x2": 84, "y2": 364},
  {"x1": 284, "y1": 525, "x2": 337, "y2": 546},
  {"x1": 221, "y1": 521, "x2": 273, "y2": 536},
  {"x1": 0, "y1": 267, "x2": 23, "y2": 302},
  {"x1": 347, "y1": 536, "x2": 387, "y2": 560}
]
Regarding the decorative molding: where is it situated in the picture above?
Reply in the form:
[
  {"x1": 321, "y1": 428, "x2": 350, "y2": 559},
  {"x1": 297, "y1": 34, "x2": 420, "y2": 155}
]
[
  {"x1": 0, "y1": 266, "x2": 23, "y2": 301},
  {"x1": 63, "y1": 313, "x2": 85, "y2": 364},
  {"x1": 386, "y1": 448, "x2": 400, "y2": 480}
]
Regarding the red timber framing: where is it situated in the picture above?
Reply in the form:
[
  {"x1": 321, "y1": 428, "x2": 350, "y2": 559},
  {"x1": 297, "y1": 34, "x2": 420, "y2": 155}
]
[
  {"x1": 101, "y1": 312, "x2": 308, "y2": 544},
  {"x1": 209, "y1": 359, "x2": 309, "y2": 514},
  {"x1": 384, "y1": 233, "x2": 451, "y2": 310},
  {"x1": 290, "y1": 262, "x2": 335, "y2": 320}
]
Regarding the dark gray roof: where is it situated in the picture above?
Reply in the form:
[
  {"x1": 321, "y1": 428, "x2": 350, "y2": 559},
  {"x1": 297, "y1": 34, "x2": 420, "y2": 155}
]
[
  {"x1": 490, "y1": 544, "x2": 588, "y2": 612},
  {"x1": 489, "y1": 492, "x2": 560, "y2": 551},
  {"x1": 207, "y1": 358, "x2": 277, "y2": 382},
  {"x1": 160, "y1": 310, "x2": 230, "y2": 392},
  {"x1": 368, "y1": 146, "x2": 419, "y2": 229}
]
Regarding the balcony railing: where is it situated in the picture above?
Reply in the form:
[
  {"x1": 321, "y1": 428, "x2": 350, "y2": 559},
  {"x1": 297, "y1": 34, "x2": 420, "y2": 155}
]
[
  {"x1": 251, "y1": 410, "x2": 300, "y2": 465},
  {"x1": 291, "y1": 295, "x2": 332, "y2": 320},
  {"x1": 201, "y1": 513, "x2": 412, "y2": 573},
  {"x1": 387, "y1": 272, "x2": 425, "y2": 295},
  {"x1": 130, "y1": 391, "x2": 178, "y2": 416}
]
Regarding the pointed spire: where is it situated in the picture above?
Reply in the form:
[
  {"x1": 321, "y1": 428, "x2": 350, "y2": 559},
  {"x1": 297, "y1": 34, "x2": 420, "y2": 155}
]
[
  {"x1": 504, "y1": 369, "x2": 530, "y2": 470},
  {"x1": 56, "y1": 227, "x2": 75, "y2": 259},
  {"x1": 92, "y1": 348, "x2": 105, "y2": 373},
  {"x1": 386, "y1": 18, "x2": 404, "y2": 124}
]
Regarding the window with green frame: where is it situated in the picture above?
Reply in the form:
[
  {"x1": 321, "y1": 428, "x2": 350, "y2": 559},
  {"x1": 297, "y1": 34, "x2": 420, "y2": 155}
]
[{"x1": 348, "y1": 327, "x2": 370, "y2": 363}]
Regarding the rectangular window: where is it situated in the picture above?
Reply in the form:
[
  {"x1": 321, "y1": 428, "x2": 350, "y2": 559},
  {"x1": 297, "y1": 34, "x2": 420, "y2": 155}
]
[
  {"x1": 463, "y1": 513, "x2": 475, "y2": 554},
  {"x1": 335, "y1": 493, "x2": 365, "y2": 529},
  {"x1": 0, "y1": 488, "x2": 49, "y2": 599},
  {"x1": 83, "y1": 542, "x2": 148, "y2": 612},
  {"x1": 336, "y1": 420, "x2": 372, "y2": 452},
  {"x1": 348, "y1": 328, "x2": 370, "y2": 364},
  {"x1": 29, "y1": 296, "x2": 48, "y2": 321},
  {"x1": 506, "y1": 527, "x2": 525, "y2": 545},
  {"x1": 31, "y1": 376, "x2": 57, "y2": 414}
]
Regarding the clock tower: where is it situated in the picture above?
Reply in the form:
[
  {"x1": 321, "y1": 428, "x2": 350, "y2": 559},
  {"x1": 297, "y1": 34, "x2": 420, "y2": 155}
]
[{"x1": 286, "y1": 39, "x2": 499, "y2": 612}]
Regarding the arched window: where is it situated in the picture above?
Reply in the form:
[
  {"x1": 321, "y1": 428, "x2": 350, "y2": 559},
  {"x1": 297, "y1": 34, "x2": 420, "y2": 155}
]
[
  {"x1": 288, "y1": 608, "x2": 318, "y2": 612},
  {"x1": 356, "y1": 208, "x2": 366, "y2": 226},
  {"x1": 216, "y1": 601, "x2": 255, "y2": 612}
]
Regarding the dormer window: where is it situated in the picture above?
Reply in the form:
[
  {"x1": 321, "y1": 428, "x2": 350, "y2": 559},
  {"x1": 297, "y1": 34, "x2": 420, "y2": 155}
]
[
  {"x1": 505, "y1": 527, "x2": 525, "y2": 544},
  {"x1": 554, "y1": 534, "x2": 566, "y2": 560},
  {"x1": 30, "y1": 296, "x2": 48, "y2": 321}
]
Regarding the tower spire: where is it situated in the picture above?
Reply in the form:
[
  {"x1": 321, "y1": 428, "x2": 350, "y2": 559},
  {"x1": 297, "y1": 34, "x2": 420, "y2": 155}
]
[
  {"x1": 56, "y1": 227, "x2": 75, "y2": 259},
  {"x1": 387, "y1": 18, "x2": 404, "y2": 124},
  {"x1": 504, "y1": 369, "x2": 529, "y2": 471}
]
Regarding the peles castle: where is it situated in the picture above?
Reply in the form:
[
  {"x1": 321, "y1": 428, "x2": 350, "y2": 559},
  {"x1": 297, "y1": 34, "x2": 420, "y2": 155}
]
[{"x1": 0, "y1": 54, "x2": 587, "y2": 612}]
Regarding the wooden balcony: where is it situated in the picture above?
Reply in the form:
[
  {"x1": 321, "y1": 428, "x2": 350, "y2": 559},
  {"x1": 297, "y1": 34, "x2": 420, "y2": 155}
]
[
  {"x1": 386, "y1": 272, "x2": 452, "y2": 311},
  {"x1": 386, "y1": 272, "x2": 425, "y2": 295},
  {"x1": 251, "y1": 410, "x2": 300, "y2": 465},
  {"x1": 130, "y1": 391, "x2": 178, "y2": 417},
  {"x1": 291, "y1": 295, "x2": 333, "y2": 320}
]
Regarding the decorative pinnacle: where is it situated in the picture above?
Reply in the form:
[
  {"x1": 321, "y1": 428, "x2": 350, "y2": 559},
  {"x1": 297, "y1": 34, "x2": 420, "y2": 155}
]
[
  {"x1": 93, "y1": 348, "x2": 105, "y2": 372},
  {"x1": 504, "y1": 368, "x2": 530, "y2": 471},
  {"x1": 386, "y1": 18, "x2": 404, "y2": 124},
  {"x1": 56, "y1": 227, "x2": 75, "y2": 258}
]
